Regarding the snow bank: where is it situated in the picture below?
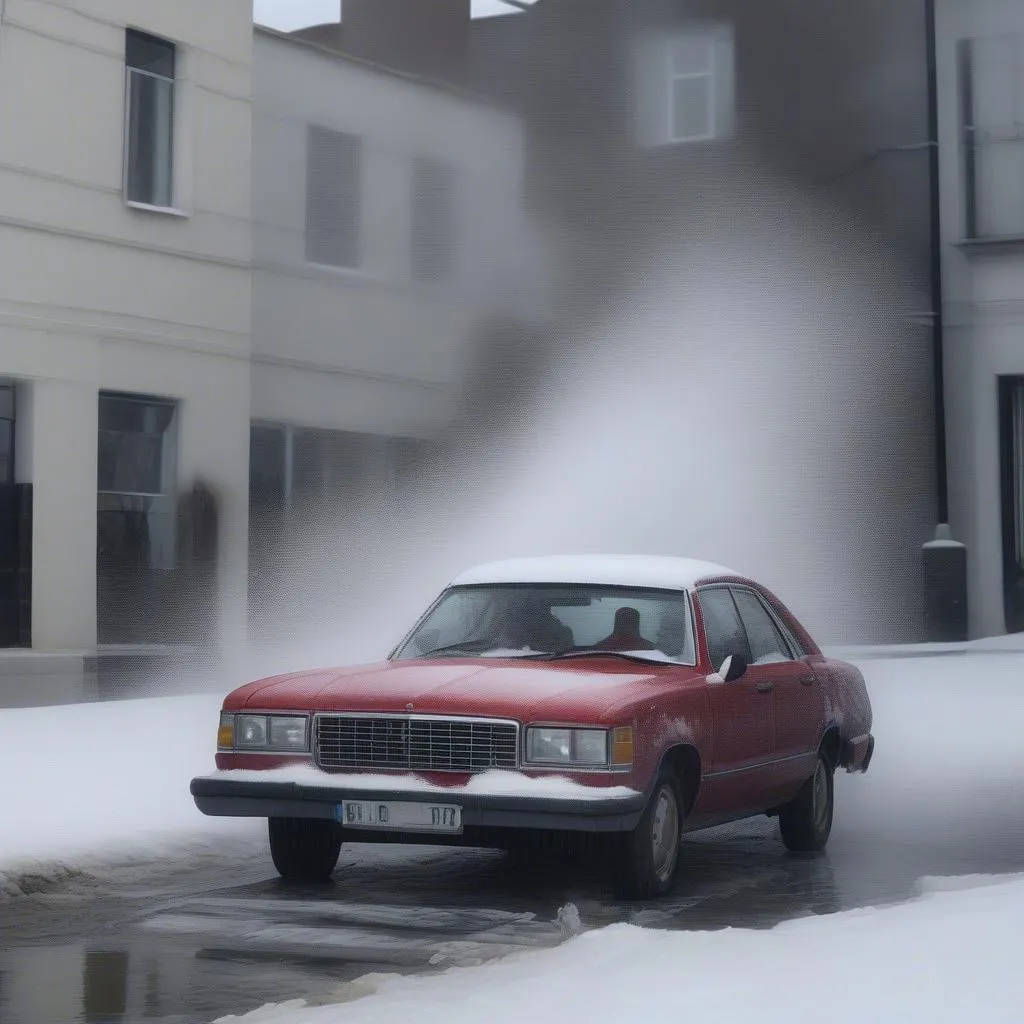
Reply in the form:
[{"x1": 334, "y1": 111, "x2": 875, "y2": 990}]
[
  {"x1": 3, "y1": 648, "x2": 1023, "y2": 896},
  {"x1": 216, "y1": 873, "x2": 1024, "y2": 1023},
  {"x1": 0, "y1": 695, "x2": 262, "y2": 893}
]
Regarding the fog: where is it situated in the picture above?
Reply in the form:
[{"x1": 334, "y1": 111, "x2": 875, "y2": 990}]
[{"x1": 234, "y1": 161, "x2": 933, "y2": 686}]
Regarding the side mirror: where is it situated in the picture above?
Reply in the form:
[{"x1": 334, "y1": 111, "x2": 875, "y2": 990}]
[{"x1": 719, "y1": 654, "x2": 748, "y2": 683}]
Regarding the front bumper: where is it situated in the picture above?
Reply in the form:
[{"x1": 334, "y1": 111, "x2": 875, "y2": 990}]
[{"x1": 190, "y1": 774, "x2": 648, "y2": 834}]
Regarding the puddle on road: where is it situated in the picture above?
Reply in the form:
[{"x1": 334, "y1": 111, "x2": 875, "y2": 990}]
[
  {"x1": 0, "y1": 884, "x2": 567, "y2": 1024},
  {"x1": 0, "y1": 940, "x2": 371, "y2": 1024},
  {"x1": 5, "y1": 807, "x2": 1024, "y2": 1024}
]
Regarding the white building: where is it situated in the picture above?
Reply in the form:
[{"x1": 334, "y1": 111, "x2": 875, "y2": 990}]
[
  {"x1": 0, "y1": 3, "x2": 544, "y2": 706},
  {"x1": 247, "y1": 27, "x2": 544, "y2": 648},
  {"x1": 0, "y1": 0, "x2": 254, "y2": 704},
  {"x1": 936, "y1": 0, "x2": 1024, "y2": 637}
]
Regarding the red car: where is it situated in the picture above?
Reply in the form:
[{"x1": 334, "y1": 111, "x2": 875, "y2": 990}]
[{"x1": 192, "y1": 555, "x2": 874, "y2": 899}]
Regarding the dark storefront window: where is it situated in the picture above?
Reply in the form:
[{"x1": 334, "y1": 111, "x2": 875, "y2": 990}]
[{"x1": 96, "y1": 393, "x2": 178, "y2": 644}]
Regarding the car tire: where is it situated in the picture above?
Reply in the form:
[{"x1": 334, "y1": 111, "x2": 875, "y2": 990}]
[
  {"x1": 268, "y1": 817, "x2": 343, "y2": 882},
  {"x1": 779, "y1": 753, "x2": 834, "y2": 853},
  {"x1": 612, "y1": 772, "x2": 683, "y2": 900}
]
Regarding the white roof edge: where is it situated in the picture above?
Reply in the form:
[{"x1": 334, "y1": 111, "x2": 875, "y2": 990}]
[{"x1": 450, "y1": 554, "x2": 742, "y2": 591}]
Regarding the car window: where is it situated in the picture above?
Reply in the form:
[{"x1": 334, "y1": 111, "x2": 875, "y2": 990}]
[
  {"x1": 550, "y1": 595, "x2": 694, "y2": 661},
  {"x1": 408, "y1": 589, "x2": 495, "y2": 652},
  {"x1": 731, "y1": 588, "x2": 794, "y2": 665},
  {"x1": 393, "y1": 584, "x2": 697, "y2": 663},
  {"x1": 697, "y1": 587, "x2": 751, "y2": 670}
]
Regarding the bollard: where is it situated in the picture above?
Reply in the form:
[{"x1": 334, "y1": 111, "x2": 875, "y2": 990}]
[{"x1": 922, "y1": 524, "x2": 968, "y2": 642}]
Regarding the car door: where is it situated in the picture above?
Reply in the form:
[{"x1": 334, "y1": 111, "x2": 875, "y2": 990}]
[
  {"x1": 730, "y1": 586, "x2": 824, "y2": 801},
  {"x1": 695, "y1": 586, "x2": 775, "y2": 818}
]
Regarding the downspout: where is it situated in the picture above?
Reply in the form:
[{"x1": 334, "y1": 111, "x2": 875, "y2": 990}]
[
  {"x1": 921, "y1": 0, "x2": 969, "y2": 641},
  {"x1": 925, "y1": 0, "x2": 948, "y2": 525}
]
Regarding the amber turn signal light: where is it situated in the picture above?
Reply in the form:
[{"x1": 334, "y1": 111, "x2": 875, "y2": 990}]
[
  {"x1": 217, "y1": 713, "x2": 235, "y2": 750},
  {"x1": 610, "y1": 726, "x2": 634, "y2": 766}
]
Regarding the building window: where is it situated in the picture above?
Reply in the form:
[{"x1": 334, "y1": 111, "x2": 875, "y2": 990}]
[
  {"x1": 412, "y1": 157, "x2": 457, "y2": 282},
  {"x1": 634, "y1": 24, "x2": 735, "y2": 148},
  {"x1": 124, "y1": 29, "x2": 176, "y2": 209},
  {"x1": 97, "y1": 393, "x2": 178, "y2": 643},
  {"x1": 669, "y1": 35, "x2": 717, "y2": 142},
  {"x1": 305, "y1": 125, "x2": 362, "y2": 268},
  {"x1": 960, "y1": 34, "x2": 1024, "y2": 239}
]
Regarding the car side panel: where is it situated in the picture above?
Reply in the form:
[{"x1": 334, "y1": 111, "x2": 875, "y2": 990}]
[
  {"x1": 767, "y1": 657, "x2": 826, "y2": 798},
  {"x1": 629, "y1": 677, "x2": 714, "y2": 801},
  {"x1": 692, "y1": 672, "x2": 776, "y2": 818}
]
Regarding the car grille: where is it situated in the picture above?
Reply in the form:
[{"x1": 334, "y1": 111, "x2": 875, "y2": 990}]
[{"x1": 314, "y1": 715, "x2": 519, "y2": 772}]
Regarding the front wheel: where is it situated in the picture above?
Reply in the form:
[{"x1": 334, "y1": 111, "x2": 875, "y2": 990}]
[
  {"x1": 268, "y1": 817, "x2": 343, "y2": 881},
  {"x1": 779, "y1": 753, "x2": 834, "y2": 853},
  {"x1": 612, "y1": 773, "x2": 683, "y2": 900}
]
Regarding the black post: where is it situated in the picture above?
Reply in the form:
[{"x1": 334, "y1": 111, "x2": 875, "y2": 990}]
[
  {"x1": 921, "y1": 0, "x2": 968, "y2": 642},
  {"x1": 925, "y1": 0, "x2": 947, "y2": 525}
]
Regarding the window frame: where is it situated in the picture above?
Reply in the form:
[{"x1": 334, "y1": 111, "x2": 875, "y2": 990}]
[
  {"x1": 667, "y1": 35, "x2": 718, "y2": 144},
  {"x1": 697, "y1": 583, "x2": 805, "y2": 670},
  {"x1": 728, "y1": 586, "x2": 797, "y2": 665},
  {"x1": 956, "y1": 32, "x2": 1024, "y2": 242},
  {"x1": 304, "y1": 124, "x2": 363, "y2": 270},
  {"x1": 97, "y1": 391, "x2": 178, "y2": 500},
  {"x1": 695, "y1": 584, "x2": 752, "y2": 670},
  {"x1": 123, "y1": 28, "x2": 178, "y2": 212}
]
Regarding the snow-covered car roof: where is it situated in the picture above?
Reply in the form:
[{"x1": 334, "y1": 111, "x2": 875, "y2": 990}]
[{"x1": 450, "y1": 555, "x2": 741, "y2": 591}]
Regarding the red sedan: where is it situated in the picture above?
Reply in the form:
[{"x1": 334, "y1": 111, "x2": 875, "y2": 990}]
[{"x1": 192, "y1": 555, "x2": 874, "y2": 899}]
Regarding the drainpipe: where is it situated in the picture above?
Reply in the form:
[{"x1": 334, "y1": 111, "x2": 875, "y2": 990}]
[
  {"x1": 921, "y1": 0, "x2": 969, "y2": 642},
  {"x1": 925, "y1": 0, "x2": 948, "y2": 527}
]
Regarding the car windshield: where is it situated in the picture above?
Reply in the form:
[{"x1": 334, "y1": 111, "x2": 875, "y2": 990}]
[{"x1": 392, "y1": 583, "x2": 696, "y2": 665}]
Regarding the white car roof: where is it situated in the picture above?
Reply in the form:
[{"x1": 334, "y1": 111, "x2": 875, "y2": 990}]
[{"x1": 450, "y1": 554, "x2": 741, "y2": 591}]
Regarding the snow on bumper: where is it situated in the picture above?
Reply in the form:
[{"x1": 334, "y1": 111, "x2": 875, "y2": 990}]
[{"x1": 190, "y1": 768, "x2": 647, "y2": 834}]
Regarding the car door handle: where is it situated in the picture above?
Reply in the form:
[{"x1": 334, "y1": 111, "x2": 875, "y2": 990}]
[
  {"x1": 798, "y1": 676, "x2": 815, "y2": 686},
  {"x1": 756, "y1": 682, "x2": 773, "y2": 694}
]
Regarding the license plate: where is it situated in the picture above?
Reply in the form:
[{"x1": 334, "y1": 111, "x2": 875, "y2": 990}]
[{"x1": 337, "y1": 800, "x2": 463, "y2": 834}]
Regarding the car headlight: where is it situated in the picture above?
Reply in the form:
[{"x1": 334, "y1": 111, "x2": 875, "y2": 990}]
[
  {"x1": 218, "y1": 713, "x2": 309, "y2": 752},
  {"x1": 525, "y1": 726, "x2": 633, "y2": 768}
]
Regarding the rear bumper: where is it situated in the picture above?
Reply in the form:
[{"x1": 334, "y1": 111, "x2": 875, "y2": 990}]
[
  {"x1": 190, "y1": 774, "x2": 648, "y2": 834},
  {"x1": 841, "y1": 733, "x2": 875, "y2": 773}
]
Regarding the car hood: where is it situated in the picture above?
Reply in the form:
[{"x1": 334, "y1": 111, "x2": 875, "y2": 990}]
[{"x1": 225, "y1": 658, "x2": 698, "y2": 725}]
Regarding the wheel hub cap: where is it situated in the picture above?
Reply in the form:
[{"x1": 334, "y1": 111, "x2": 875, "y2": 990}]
[
  {"x1": 812, "y1": 761, "x2": 829, "y2": 832},
  {"x1": 651, "y1": 786, "x2": 680, "y2": 883}
]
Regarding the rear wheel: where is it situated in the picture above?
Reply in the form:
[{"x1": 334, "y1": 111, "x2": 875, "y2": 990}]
[
  {"x1": 268, "y1": 817, "x2": 343, "y2": 881},
  {"x1": 612, "y1": 772, "x2": 683, "y2": 900},
  {"x1": 779, "y1": 753, "x2": 834, "y2": 853}
]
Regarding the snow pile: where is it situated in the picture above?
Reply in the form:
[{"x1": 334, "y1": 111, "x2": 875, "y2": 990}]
[
  {"x1": 3, "y1": 647, "x2": 1023, "y2": 895},
  {"x1": 0, "y1": 694, "x2": 262, "y2": 893},
  {"x1": 215, "y1": 874, "x2": 1024, "y2": 1023}
]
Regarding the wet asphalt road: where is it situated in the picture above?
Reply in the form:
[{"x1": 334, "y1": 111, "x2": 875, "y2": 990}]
[{"x1": 4, "y1": 768, "x2": 1024, "y2": 1024}]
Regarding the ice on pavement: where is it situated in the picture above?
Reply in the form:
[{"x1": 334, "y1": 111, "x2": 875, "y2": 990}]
[{"x1": 215, "y1": 874, "x2": 1024, "y2": 1024}]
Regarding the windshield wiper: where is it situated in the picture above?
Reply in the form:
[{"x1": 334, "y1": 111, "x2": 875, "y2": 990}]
[
  {"x1": 418, "y1": 638, "x2": 498, "y2": 658},
  {"x1": 540, "y1": 649, "x2": 675, "y2": 665}
]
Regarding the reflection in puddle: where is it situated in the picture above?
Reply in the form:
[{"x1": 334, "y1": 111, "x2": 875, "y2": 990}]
[
  {"x1": 0, "y1": 942, "x2": 353, "y2": 1024},
  {"x1": 0, "y1": 895, "x2": 563, "y2": 1024},
  {"x1": 83, "y1": 950, "x2": 128, "y2": 1022}
]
